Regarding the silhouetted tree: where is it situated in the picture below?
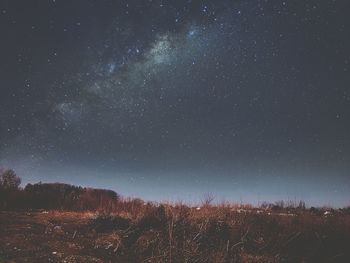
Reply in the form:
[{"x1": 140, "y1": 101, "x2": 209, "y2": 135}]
[
  {"x1": 298, "y1": 200, "x2": 306, "y2": 210},
  {"x1": 0, "y1": 169, "x2": 22, "y2": 209},
  {"x1": 202, "y1": 192, "x2": 215, "y2": 207},
  {"x1": 0, "y1": 169, "x2": 21, "y2": 191}
]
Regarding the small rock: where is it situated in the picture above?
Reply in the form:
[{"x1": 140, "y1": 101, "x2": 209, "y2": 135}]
[{"x1": 324, "y1": 211, "x2": 332, "y2": 216}]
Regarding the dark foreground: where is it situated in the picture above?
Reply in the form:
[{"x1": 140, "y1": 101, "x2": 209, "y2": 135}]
[{"x1": 0, "y1": 208, "x2": 350, "y2": 263}]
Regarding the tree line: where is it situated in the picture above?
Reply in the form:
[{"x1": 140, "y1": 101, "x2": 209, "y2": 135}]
[{"x1": 0, "y1": 168, "x2": 119, "y2": 211}]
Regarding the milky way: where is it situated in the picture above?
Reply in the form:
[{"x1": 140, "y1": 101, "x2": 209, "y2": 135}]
[{"x1": 1, "y1": 0, "x2": 350, "y2": 206}]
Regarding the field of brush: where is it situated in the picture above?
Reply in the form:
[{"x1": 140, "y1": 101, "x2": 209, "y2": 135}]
[{"x1": 1, "y1": 204, "x2": 350, "y2": 263}]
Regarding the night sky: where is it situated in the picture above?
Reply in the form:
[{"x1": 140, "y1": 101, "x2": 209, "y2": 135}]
[{"x1": 1, "y1": 0, "x2": 349, "y2": 207}]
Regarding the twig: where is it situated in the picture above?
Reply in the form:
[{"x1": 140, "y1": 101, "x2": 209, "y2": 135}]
[
  {"x1": 231, "y1": 241, "x2": 243, "y2": 249},
  {"x1": 169, "y1": 217, "x2": 173, "y2": 263}
]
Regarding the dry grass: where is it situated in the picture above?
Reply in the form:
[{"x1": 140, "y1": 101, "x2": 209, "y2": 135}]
[
  {"x1": 1, "y1": 182, "x2": 349, "y2": 262},
  {"x1": 1, "y1": 201, "x2": 350, "y2": 263}
]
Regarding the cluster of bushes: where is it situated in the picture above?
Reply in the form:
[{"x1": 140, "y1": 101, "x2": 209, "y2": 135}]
[
  {"x1": 260, "y1": 200, "x2": 306, "y2": 211},
  {"x1": 0, "y1": 169, "x2": 119, "y2": 211}
]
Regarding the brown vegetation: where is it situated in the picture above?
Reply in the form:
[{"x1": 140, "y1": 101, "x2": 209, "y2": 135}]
[{"x1": 0, "y1": 171, "x2": 349, "y2": 262}]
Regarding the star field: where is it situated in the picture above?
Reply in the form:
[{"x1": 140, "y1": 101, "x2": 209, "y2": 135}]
[{"x1": 0, "y1": 0, "x2": 349, "y2": 206}]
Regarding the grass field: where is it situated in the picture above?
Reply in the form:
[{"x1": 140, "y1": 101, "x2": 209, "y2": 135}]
[{"x1": 1, "y1": 203, "x2": 350, "y2": 263}]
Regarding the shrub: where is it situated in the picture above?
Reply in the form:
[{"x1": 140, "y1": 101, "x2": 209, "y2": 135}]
[{"x1": 0, "y1": 169, "x2": 21, "y2": 191}]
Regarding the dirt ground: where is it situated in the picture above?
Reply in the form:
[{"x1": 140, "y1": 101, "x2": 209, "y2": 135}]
[{"x1": 0, "y1": 211, "x2": 112, "y2": 263}]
